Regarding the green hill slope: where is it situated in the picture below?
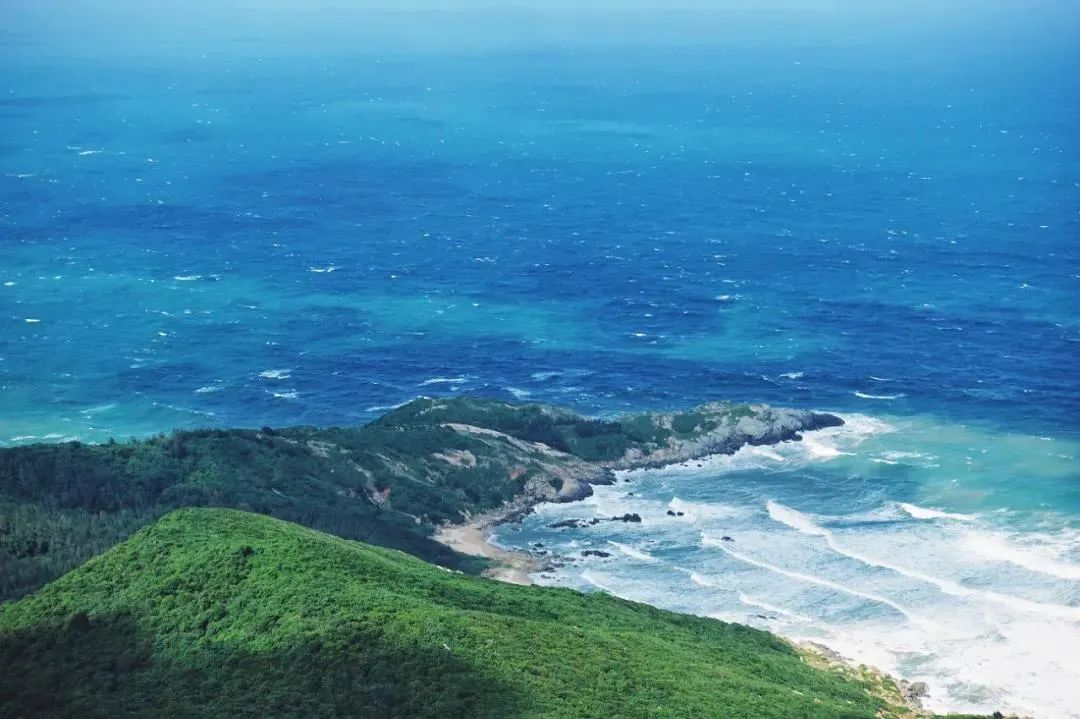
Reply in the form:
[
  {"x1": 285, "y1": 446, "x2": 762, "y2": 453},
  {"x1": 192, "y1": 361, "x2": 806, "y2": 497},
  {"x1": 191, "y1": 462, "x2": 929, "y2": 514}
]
[{"x1": 0, "y1": 508, "x2": 912, "y2": 719}]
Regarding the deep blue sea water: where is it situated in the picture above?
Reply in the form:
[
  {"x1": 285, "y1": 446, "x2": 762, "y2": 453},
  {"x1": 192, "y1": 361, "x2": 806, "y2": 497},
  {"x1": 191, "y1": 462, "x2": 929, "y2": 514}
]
[{"x1": 1, "y1": 2, "x2": 1077, "y2": 715}]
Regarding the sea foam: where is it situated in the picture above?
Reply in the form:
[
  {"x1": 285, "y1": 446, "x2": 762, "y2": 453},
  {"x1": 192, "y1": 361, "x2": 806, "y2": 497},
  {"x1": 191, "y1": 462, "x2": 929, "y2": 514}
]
[
  {"x1": 958, "y1": 532, "x2": 1080, "y2": 581},
  {"x1": 419, "y1": 376, "x2": 467, "y2": 386},
  {"x1": 765, "y1": 501, "x2": 1080, "y2": 621},
  {"x1": 607, "y1": 541, "x2": 657, "y2": 563},
  {"x1": 700, "y1": 532, "x2": 923, "y2": 624},
  {"x1": 899, "y1": 503, "x2": 976, "y2": 522},
  {"x1": 643, "y1": 413, "x2": 890, "y2": 478}
]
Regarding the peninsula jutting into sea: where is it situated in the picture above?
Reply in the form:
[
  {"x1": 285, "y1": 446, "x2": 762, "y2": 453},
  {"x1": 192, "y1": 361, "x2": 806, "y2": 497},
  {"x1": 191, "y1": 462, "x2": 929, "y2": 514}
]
[{"x1": 2, "y1": 0, "x2": 1076, "y2": 716}]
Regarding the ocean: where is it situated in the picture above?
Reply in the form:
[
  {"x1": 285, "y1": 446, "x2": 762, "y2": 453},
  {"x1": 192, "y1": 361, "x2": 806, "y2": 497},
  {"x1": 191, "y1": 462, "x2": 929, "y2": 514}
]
[{"x1": 1, "y1": 2, "x2": 1077, "y2": 716}]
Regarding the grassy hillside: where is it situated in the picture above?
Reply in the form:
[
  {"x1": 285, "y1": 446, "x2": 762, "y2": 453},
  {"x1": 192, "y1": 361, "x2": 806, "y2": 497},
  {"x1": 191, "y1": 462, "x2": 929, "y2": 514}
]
[
  {"x1": 0, "y1": 396, "x2": 817, "y2": 602},
  {"x1": 0, "y1": 508, "x2": 919, "y2": 719}
]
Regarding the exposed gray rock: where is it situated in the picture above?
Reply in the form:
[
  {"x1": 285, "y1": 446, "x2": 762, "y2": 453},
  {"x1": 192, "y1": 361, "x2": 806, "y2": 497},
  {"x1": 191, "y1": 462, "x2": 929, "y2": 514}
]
[
  {"x1": 461, "y1": 402, "x2": 843, "y2": 531},
  {"x1": 801, "y1": 641, "x2": 846, "y2": 663},
  {"x1": 612, "y1": 404, "x2": 843, "y2": 470},
  {"x1": 900, "y1": 679, "x2": 930, "y2": 708}
]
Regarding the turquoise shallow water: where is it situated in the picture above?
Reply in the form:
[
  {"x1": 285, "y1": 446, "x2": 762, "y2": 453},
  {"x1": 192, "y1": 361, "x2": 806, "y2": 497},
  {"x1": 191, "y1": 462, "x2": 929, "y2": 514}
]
[{"x1": 1, "y1": 2, "x2": 1078, "y2": 715}]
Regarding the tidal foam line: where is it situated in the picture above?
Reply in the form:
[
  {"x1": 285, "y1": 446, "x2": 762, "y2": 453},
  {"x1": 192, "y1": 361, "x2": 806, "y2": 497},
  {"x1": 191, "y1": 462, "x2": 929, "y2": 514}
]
[
  {"x1": 607, "y1": 541, "x2": 657, "y2": 563},
  {"x1": 766, "y1": 501, "x2": 1080, "y2": 621},
  {"x1": 700, "y1": 533, "x2": 924, "y2": 626},
  {"x1": 899, "y1": 502, "x2": 976, "y2": 522},
  {"x1": 737, "y1": 592, "x2": 814, "y2": 622},
  {"x1": 958, "y1": 533, "x2": 1080, "y2": 582}
]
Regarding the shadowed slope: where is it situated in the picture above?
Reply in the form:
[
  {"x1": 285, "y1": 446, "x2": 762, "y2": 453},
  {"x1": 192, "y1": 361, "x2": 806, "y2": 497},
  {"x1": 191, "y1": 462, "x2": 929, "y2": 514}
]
[{"x1": 0, "y1": 508, "x2": 907, "y2": 719}]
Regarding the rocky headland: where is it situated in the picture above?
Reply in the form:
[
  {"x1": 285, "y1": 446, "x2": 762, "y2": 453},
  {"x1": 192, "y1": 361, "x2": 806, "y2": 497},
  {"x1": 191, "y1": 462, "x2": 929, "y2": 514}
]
[
  {"x1": 426, "y1": 398, "x2": 841, "y2": 579},
  {"x1": 454, "y1": 400, "x2": 838, "y2": 516}
]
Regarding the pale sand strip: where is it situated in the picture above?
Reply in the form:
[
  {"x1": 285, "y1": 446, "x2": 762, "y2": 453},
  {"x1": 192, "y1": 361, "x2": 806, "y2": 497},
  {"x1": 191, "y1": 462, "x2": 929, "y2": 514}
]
[{"x1": 435, "y1": 522, "x2": 539, "y2": 586}]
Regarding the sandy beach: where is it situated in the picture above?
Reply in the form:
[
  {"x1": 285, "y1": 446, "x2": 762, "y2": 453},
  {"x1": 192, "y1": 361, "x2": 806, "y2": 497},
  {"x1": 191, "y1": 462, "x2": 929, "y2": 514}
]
[{"x1": 435, "y1": 522, "x2": 539, "y2": 585}]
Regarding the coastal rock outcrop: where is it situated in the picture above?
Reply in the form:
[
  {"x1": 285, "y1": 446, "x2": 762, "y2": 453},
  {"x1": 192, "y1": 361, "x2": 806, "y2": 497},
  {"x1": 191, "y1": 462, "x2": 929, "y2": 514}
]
[
  {"x1": 549, "y1": 513, "x2": 642, "y2": 529},
  {"x1": 427, "y1": 397, "x2": 844, "y2": 536},
  {"x1": 613, "y1": 404, "x2": 843, "y2": 470}
]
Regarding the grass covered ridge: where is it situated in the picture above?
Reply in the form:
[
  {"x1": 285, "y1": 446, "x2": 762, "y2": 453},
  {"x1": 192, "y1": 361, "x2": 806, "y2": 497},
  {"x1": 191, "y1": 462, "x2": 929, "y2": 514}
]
[{"x1": 0, "y1": 508, "x2": 920, "y2": 719}]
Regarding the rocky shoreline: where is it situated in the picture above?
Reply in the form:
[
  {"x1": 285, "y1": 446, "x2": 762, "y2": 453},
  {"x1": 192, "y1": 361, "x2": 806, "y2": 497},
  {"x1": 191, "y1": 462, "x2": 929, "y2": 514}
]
[
  {"x1": 436, "y1": 402, "x2": 843, "y2": 549},
  {"x1": 433, "y1": 403, "x2": 844, "y2": 588}
]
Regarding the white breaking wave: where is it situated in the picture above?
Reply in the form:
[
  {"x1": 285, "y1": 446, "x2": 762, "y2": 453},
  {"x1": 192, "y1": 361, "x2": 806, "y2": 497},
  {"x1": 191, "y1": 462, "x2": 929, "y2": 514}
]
[
  {"x1": 800, "y1": 436, "x2": 852, "y2": 460},
  {"x1": 669, "y1": 497, "x2": 745, "y2": 521},
  {"x1": 607, "y1": 541, "x2": 657, "y2": 563},
  {"x1": 173, "y1": 274, "x2": 202, "y2": 281},
  {"x1": 854, "y1": 391, "x2": 905, "y2": 400},
  {"x1": 766, "y1": 501, "x2": 828, "y2": 535},
  {"x1": 899, "y1": 503, "x2": 976, "y2": 522},
  {"x1": 419, "y1": 376, "x2": 467, "y2": 386},
  {"x1": 737, "y1": 593, "x2": 813, "y2": 622},
  {"x1": 871, "y1": 451, "x2": 939, "y2": 467},
  {"x1": 259, "y1": 369, "x2": 292, "y2": 380},
  {"x1": 700, "y1": 532, "x2": 923, "y2": 625},
  {"x1": 766, "y1": 501, "x2": 1080, "y2": 621},
  {"x1": 581, "y1": 570, "x2": 631, "y2": 599},
  {"x1": 958, "y1": 532, "x2": 1080, "y2": 581},
  {"x1": 804, "y1": 504, "x2": 909, "y2": 526},
  {"x1": 79, "y1": 403, "x2": 116, "y2": 416},
  {"x1": 365, "y1": 400, "x2": 410, "y2": 413},
  {"x1": 687, "y1": 570, "x2": 719, "y2": 588}
]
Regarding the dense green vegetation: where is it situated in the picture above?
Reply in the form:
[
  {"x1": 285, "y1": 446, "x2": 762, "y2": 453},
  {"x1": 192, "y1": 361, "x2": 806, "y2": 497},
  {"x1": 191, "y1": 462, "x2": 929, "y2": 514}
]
[
  {"x1": 0, "y1": 423, "x2": 480, "y2": 600},
  {"x1": 0, "y1": 397, "x2": 761, "y2": 601},
  {"x1": 0, "y1": 508, "x2": 919, "y2": 718},
  {"x1": 377, "y1": 397, "x2": 642, "y2": 461}
]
